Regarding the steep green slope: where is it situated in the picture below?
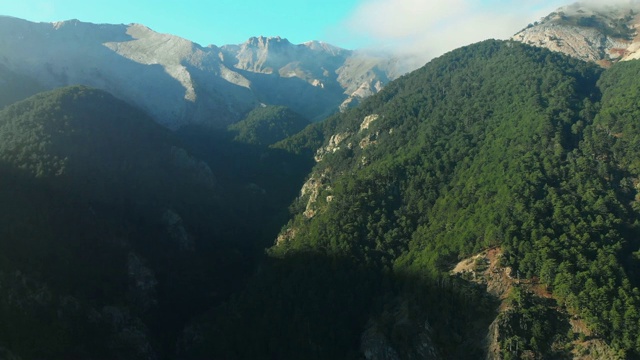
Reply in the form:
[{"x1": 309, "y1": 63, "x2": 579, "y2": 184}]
[
  {"x1": 0, "y1": 86, "x2": 265, "y2": 359},
  {"x1": 0, "y1": 85, "x2": 217, "y2": 205},
  {"x1": 189, "y1": 40, "x2": 640, "y2": 359},
  {"x1": 228, "y1": 105, "x2": 310, "y2": 145},
  {"x1": 6, "y1": 40, "x2": 640, "y2": 359}
]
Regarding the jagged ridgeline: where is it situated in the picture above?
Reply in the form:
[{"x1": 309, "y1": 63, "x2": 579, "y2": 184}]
[{"x1": 189, "y1": 40, "x2": 640, "y2": 358}]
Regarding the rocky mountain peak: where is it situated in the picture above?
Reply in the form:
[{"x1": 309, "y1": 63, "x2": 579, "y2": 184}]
[
  {"x1": 52, "y1": 18, "x2": 81, "y2": 29},
  {"x1": 310, "y1": 41, "x2": 350, "y2": 55},
  {"x1": 245, "y1": 35, "x2": 291, "y2": 48},
  {"x1": 513, "y1": 1, "x2": 640, "y2": 66},
  {"x1": 225, "y1": 34, "x2": 347, "y2": 74},
  {"x1": 0, "y1": 17, "x2": 400, "y2": 127}
]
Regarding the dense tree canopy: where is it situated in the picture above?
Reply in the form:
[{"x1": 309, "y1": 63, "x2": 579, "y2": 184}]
[
  {"x1": 228, "y1": 105, "x2": 310, "y2": 145},
  {"x1": 197, "y1": 40, "x2": 640, "y2": 359},
  {"x1": 0, "y1": 86, "x2": 311, "y2": 358},
  {"x1": 4, "y1": 39, "x2": 640, "y2": 359}
]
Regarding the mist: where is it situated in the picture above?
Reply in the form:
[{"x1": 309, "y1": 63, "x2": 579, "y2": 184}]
[{"x1": 336, "y1": 0, "x2": 571, "y2": 71}]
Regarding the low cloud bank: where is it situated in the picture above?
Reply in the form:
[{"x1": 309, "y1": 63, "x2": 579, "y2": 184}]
[{"x1": 337, "y1": 0, "x2": 569, "y2": 71}]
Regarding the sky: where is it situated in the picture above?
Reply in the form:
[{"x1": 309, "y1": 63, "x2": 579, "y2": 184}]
[{"x1": 0, "y1": 0, "x2": 583, "y2": 61}]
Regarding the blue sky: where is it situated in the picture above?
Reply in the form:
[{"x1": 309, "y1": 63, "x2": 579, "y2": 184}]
[
  {"x1": 0, "y1": 0, "x2": 362, "y2": 47},
  {"x1": 0, "y1": 0, "x2": 568, "y2": 53}
]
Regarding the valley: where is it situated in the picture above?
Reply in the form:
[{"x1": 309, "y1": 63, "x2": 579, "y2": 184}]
[{"x1": 2, "y1": 2, "x2": 640, "y2": 359}]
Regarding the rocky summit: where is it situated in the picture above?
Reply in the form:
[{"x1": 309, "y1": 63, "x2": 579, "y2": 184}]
[
  {"x1": 0, "y1": 16, "x2": 400, "y2": 129},
  {"x1": 512, "y1": 1, "x2": 640, "y2": 66}
]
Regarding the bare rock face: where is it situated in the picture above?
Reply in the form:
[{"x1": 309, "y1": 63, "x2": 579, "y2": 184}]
[
  {"x1": 0, "y1": 16, "x2": 255, "y2": 129},
  {"x1": 512, "y1": 2, "x2": 640, "y2": 66},
  {"x1": 314, "y1": 131, "x2": 354, "y2": 162},
  {"x1": 338, "y1": 57, "x2": 395, "y2": 112},
  {"x1": 0, "y1": 16, "x2": 400, "y2": 128},
  {"x1": 221, "y1": 36, "x2": 401, "y2": 121},
  {"x1": 299, "y1": 169, "x2": 333, "y2": 219}
]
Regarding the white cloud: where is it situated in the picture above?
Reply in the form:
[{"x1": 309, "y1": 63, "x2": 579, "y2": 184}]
[
  {"x1": 581, "y1": 0, "x2": 640, "y2": 6},
  {"x1": 340, "y1": 0, "x2": 567, "y2": 69}
]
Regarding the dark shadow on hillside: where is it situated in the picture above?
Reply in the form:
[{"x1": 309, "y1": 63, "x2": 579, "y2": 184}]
[
  {"x1": 175, "y1": 124, "x2": 316, "y2": 252},
  {"x1": 181, "y1": 250, "x2": 499, "y2": 360},
  {"x1": 0, "y1": 129, "x2": 314, "y2": 359}
]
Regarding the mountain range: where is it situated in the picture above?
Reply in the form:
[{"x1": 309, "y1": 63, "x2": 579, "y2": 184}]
[
  {"x1": 3, "y1": 1, "x2": 640, "y2": 359},
  {"x1": 0, "y1": 16, "x2": 401, "y2": 129}
]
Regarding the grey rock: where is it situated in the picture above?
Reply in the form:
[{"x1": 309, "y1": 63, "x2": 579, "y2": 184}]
[
  {"x1": 0, "y1": 16, "x2": 401, "y2": 128},
  {"x1": 512, "y1": 2, "x2": 640, "y2": 65}
]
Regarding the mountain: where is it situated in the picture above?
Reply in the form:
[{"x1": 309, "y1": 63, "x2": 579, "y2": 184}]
[
  {"x1": 6, "y1": 6, "x2": 640, "y2": 360},
  {"x1": 0, "y1": 16, "x2": 399, "y2": 128},
  {"x1": 513, "y1": 1, "x2": 640, "y2": 66},
  {"x1": 183, "y1": 40, "x2": 640, "y2": 359},
  {"x1": 0, "y1": 64, "x2": 44, "y2": 108},
  {"x1": 0, "y1": 85, "x2": 220, "y2": 358},
  {"x1": 0, "y1": 85, "x2": 312, "y2": 359},
  {"x1": 0, "y1": 85, "x2": 217, "y2": 202},
  {"x1": 221, "y1": 37, "x2": 401, "y2": 115}
]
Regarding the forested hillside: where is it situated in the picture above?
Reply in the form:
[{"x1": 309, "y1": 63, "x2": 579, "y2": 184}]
[
  {"x1": 185, "y1": 40, "x2": 640, "y2": 359},
  {"x1": 228, "y1": 105, "x2": 310, "y2": 145},
  {"x1": 0, "y1": 86, "x2": 311, "y2": 359},
  {"x1": 4, "y1": 38, "x2": 640, "y2": 360}
]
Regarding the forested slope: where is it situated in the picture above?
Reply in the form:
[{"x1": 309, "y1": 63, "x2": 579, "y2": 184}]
[
  {"x1": 0, "y1": 86, "x2": 311, "y2": 359},
  {"x1": 227, "y1": 105, "x2": 310, "y2": 145},
  {"x1": 188, "y1": 40, "x2": 640, "y2": 359},
  {"x1": 5, "y1": 39, "x2": 640, "y2": 359}
]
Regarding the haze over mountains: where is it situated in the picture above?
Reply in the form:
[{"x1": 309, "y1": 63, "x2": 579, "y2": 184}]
[
  {"x1": 2, "y1": 1, "x2": 637, "y2": 132},
  {"x1": 0, "y1": 16, "x2": 401, "y2": 129},
  {"x1": 4, "y1": 1, "x2": 640, "y2": 359}
]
